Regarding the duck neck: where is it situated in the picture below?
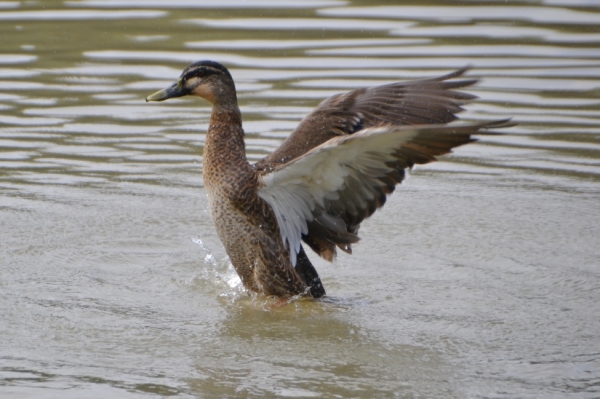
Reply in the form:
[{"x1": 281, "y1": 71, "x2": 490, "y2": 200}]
[{"x1": 203, "y1": 102, "x2": 249, "y2": 178}]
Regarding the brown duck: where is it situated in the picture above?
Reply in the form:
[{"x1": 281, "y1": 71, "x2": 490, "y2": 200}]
[{"x1": 146, "y1": 61, "x2": 511, "y2": 298}]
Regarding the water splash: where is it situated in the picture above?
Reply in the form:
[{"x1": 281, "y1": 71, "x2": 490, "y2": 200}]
[
  {"x1": 191, "y1": 236, "x2": 243, "y2": 297},
  {"x1": 191, "y1": 236, "x2": 216, "y2": 266}
]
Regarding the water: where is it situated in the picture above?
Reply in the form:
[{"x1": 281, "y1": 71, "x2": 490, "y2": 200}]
[{"x1": 1, "y1": 0, "x2": 599, "y2": 398}]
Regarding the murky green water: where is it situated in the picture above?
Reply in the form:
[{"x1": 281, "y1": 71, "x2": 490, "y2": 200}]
[{"x1": 1, "y1": 1, "x2": 600, "y2": 398}]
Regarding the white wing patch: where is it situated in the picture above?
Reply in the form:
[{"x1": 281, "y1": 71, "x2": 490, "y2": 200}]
[{"x1": 258, "y1": 126, "x2": 421, "y2": 266}]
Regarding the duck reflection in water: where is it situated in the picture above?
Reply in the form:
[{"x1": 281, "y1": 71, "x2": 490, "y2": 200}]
[{"x1": 146, "y1": 61, "x2": 512, "y2": 299}]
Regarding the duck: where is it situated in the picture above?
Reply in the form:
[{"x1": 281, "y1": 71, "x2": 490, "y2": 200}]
[{"x1": 146, "y1": 60, "x2": 511, "y2": 299}]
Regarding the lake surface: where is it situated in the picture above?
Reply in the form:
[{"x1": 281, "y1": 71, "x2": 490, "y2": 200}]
[{"x1": 1, "y1": 0, "x2": 600, "y2": 398}]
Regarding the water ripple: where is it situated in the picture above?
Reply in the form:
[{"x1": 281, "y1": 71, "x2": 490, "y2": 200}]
[
  {"x1": 0, "y1": 10, "x2": 167, "y2": 20},
  {"x1": 184, "y1": 18, "x2": 412, "y2": 31},
  {"x1": 186, "y1": 38, "x2": 429, "y2": 50},
  {"x1": 0, "y1": 54, "x2": 37, "y2": 64},
  {"x1": 318, "y1": 6, "x2": 600, "y2": 25},
  {"x1": 66, "y1": 0, "x2": 347, "y2": 8},
  {"x1": 84, "y1": 51, "x2": 600, "y2": 69}
]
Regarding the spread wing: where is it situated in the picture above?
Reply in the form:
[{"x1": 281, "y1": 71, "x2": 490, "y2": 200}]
[
  {"x1": 257, "y1": 120, "x2": 512, "y2": 266},
  {"x1": 254, "y1": 67, "x2": 477, "y2": 173}
]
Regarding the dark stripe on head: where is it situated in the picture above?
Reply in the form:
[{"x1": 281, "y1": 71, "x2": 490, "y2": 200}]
[{"x1": 180, "y1": 60, "x2": 232, "y2": 81}]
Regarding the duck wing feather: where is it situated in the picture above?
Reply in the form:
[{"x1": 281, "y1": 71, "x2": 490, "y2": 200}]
[
  {"x1": 254, "y1": 66, "x2": 478, "y2": 173},
  {"x1": 257, "y1": 120, "x2": 513, "y2": 266}
]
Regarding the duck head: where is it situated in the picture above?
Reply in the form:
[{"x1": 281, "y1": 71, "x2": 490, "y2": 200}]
[{"x1": 146, "y1": 60, "x2": 236, "y2": 105}]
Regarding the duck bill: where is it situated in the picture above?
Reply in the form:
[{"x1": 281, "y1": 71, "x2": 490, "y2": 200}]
[{"x1": 146, "y1": 78, "x2": 186, "y2": 102}]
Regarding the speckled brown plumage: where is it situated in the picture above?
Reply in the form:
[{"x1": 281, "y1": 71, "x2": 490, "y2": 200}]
[
  {"x1": 146, "y1": 60, "x2": 512, "y2": 298},
  {"x1": 200, "y1": 104, "x2": 309, "y2": 296}
]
